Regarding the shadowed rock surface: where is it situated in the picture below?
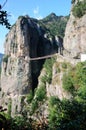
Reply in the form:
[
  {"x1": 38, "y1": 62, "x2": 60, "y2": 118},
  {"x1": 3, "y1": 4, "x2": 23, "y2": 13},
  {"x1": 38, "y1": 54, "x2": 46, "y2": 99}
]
[{"x1": 0, "y1": 14, "x2": 65, "y2": 116}]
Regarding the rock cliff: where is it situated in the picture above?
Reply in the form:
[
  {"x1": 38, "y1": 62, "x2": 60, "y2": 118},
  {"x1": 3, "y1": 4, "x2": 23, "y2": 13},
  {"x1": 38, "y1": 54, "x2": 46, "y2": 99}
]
[
  {"x1": 0, "y1": 0, "x2": 85, "y2": 117},
  {"x1": 1, "y1": 15, "x2": 63, "y2": 95},
  {"x1": 0, "y1": 15, "x2": 64, "y2": 115},
  {"x1": 64, "y1": 0, "x2": 86, "y2": 57},
  {"x1": 0, "y1": 1, "x2": 86, "y2": 127}
]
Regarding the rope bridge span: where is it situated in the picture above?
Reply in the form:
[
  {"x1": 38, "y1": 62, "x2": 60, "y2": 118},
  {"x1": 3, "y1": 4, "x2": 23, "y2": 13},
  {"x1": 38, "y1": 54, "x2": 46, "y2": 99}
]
[{"x1": 29, "y1": 53, "x2": 58, "y2": 61}]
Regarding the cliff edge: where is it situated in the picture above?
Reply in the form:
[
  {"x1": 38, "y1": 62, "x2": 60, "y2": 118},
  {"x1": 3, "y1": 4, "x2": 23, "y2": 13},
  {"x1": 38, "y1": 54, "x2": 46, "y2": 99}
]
[{"x1": 64, "y1": 0, "x2": 86, "y2": 57}]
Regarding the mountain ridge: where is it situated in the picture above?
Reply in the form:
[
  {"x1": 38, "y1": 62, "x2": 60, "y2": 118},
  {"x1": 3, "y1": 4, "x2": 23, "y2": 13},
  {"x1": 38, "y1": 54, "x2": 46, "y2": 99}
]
[
  {"x1": 40, "y1": 12, "x2": 69, "y2": 37},
  {"x1": 0, "y1": 1, "x2": 86, "y2": 128}
]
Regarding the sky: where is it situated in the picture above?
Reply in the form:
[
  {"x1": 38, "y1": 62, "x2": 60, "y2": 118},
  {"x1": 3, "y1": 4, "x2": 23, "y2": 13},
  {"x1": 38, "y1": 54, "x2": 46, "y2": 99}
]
[{"x1": 0, "y1": 0, "x2": 71, "y2": 53}]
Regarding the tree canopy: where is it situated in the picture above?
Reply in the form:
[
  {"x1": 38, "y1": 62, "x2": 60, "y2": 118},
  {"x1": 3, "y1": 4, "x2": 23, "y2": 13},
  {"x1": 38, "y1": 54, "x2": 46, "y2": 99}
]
[{"x1": 0, "y1": 0, "x2": 11, "y2": 29}]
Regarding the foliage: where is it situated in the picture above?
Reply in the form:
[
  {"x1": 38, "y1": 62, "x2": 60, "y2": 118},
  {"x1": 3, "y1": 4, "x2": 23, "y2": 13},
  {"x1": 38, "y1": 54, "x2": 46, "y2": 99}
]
[
  {"x1": 7, "y1": 99, "x2": 12, "y2": 116},
  {"x1": 62, "y1": 61, "x2": 86, "y2": 98},
  {"x1": 71, "y1": 0, "x2": 75, "y2": 4},
  {"x1": 74, "y1": 62, "x2": 86, "y2": 99},
  {"x1": 10, "y1": 116, "x2": 32, "y2": 130},
  {"x1": 0, "y1": 61, "x2": 86, "y2": 129},
  {"x1": 72, "y1": 0, "x2": 86, "y2": 18},
  {"x1": 43, "y1": 57, "x2": 56, "y2": 84},
  {"x1": 36, "y1": 85, "x2": 46, "y2": 102},
  {"x1": 31, "y1": 85, "x2": 46, "y2": 113},
  {"x1": 31, "y1": 61, "x2": 86, "y2": 129},
  {"x1": 48, "y1": 97, "x2": 86, "y2": 130},
  {"x1": 18, "y1": 15, "x2": 24, "y2": 19},
  {"x1": 41, "y1": 76, "x2": 47, "y2": 85},
  {"x1": 74, "y1": 62, "x2": 86, "y2": 86},
  {"x1": 62, "y1": 72, "x2": 74, "y2": 93},
  {"x1": 0, "y1": 106, "x2": 11, "y2": 130},
  {"x1": 29, "y1": 57, "x2": 50, "y2": 114},
  {"x1": 11, "y1": 116, "x2": 48, "y2": 130},
  {"x1": 27, "y1": 90, "x2": 33, "y2": 104},
  {"x1": 30, "y1": 99, "x2": 38, "y2": 114},
  {"x1": 29, "y1": 58, "x2": 56, "y2": 114},
  {"x1": 61, "y1": 62, "x2": 67, "y2": 69},
  {"x1": 49, "y1": 96, "x2": 60, "y2": 107},
  {"x1": 78, "y1": 85, "x2": 86, "y2": 99},
  {"x1": 0, "y1": 1, "x2": 11, "y2": 29},
  {"x1": 3, "y1": 55, "x2": 9, "y2": 63},
  {"x1": 41, "y1": 13, "x2": 69, "y2": 37}
]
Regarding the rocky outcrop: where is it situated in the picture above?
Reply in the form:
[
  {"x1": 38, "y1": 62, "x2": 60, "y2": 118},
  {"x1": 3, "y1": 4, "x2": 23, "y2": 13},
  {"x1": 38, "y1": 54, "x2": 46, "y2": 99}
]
[
  {"x1": 1, "y1": 16, "x2": 32, "y2": 96},
  {"x1": 1, "y1": 15, "x2": 64, "y2": 95},
  {"x1": 0, "y1": 15, "x2": 64, "y2": 115},
  {"x1": 0, "y1": 0, "x2": 85, "y2": 120},
  {"x1": 41, "y1": 13, "x2": 69, "y2": 37},
  {"x1": 38, "y1": 54, "x2": 73, "y2": 100},
  {"x1": 64, "y1": 0, "x2": 86, "y2": 57}
]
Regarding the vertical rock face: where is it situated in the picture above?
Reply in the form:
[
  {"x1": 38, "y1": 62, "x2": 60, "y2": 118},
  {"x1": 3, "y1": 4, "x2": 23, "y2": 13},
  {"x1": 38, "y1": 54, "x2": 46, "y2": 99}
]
[
  {"x1": 0, "y1": 15, "x2": 64, "y2": 116},
  {"x1": 64, "y1": 0, "x2": 86, "y2": 57},
  {"x1": 1, "y1": 16, "x2": 64, "y2": 96},
  {"x1": 1, "y1": 17, "x2": 32, "y2": 95}
]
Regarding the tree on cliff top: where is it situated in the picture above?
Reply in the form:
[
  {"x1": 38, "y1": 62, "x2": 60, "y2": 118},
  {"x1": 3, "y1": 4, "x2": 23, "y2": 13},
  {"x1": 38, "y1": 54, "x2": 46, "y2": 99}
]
[{"x1": 0, "y1": 0, "x2": 11, "y2": 29}]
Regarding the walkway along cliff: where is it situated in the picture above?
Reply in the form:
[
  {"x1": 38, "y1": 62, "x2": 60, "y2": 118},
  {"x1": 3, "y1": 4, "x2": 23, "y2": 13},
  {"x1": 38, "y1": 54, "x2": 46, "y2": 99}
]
[{"x1": 0, "y1": 0, "x2": 86, "y2": 118}]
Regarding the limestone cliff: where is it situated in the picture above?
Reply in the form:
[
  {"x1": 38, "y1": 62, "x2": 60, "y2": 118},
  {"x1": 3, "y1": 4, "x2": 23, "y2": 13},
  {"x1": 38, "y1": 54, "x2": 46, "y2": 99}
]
[
  {"x1": 38, "y1": 55, "x2": 73, "y2": 100},
  {"x1": 0, "y1": 1, "x2": 85, "y2": 126},
  {"x1": 1, "y1": 15, "x2": 65, "y2": 96},
  {"x1": 64, "y1": 0, "x2": 86, "y2": 57},
  {"x1": 0, "y1": 15, "x2": 64, "y2": 115}
]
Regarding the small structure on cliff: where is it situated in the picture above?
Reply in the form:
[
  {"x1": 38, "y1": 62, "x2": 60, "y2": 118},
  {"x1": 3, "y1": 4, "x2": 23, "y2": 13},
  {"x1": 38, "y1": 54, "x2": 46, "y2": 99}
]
[{"x1": 81, "y1": 54, "x2": 86, "y2": 62}]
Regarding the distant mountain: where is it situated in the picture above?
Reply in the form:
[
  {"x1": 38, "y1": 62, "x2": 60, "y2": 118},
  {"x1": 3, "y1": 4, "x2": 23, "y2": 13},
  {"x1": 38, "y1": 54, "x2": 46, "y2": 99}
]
[
  {"x1": 40, "y1": 13, "x2": 69, "y2": 37},
  {"x1": 0, "y1": 53, "x2": 4, "y2": 66}
]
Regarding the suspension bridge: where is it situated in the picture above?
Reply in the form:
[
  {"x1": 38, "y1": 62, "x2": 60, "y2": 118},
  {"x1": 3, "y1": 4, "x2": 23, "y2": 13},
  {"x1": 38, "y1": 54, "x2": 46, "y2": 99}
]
[
  {"x1": 25, "y1": 53, "x2": 80, "y2": 65},
  {"x1": 29, "y1": 53, "x2": 58, "y2": 61}
]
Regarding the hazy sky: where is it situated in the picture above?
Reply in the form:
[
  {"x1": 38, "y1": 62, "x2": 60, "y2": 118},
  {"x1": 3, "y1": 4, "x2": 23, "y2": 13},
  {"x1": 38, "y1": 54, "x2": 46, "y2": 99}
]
[{"x1": 0, "y1": 0, "x2": 71, "y2": 53}]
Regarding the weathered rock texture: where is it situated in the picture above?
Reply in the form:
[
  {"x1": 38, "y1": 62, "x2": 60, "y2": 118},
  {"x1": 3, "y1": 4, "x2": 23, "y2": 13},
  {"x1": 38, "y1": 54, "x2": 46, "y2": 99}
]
[
  {"x1": 0, "y1": 15, "x2": 63, "y2": 115},
  {"x1": 1, "y1": 17, "x2": 32, "y2": 95},
  {"x1": 38, "y1": 54, "x2": 74, "y2": 100},
  {"x1": 64, "y1": 0, "x2": 86, "y2": 57}
]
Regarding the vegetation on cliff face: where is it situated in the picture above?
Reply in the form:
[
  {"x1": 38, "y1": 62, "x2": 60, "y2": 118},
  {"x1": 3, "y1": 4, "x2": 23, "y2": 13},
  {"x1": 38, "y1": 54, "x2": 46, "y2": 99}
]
[
  {"x1": 62, "y1": 61, "x2": 86, "y2": 99},
  {"x1": 72, "y1": 0, "x2": 86, "y2": 18},
  {"x1": 26, "y1": 58, "x2": 56, "y2": 115},
  {"x1": 0, "y1": 1, "x2": 86, "y2": 129},
  {"x1": 0, "y1": 53, "x2": 4, "y2": 66},
  {"x1": 42, "y1": 57, "x2": 56, "y2": 84},
  {"x1": 0, "y1": 59, "x2": 86, "y2": 129},
  {"x1": 3, "y1": 55, "x2": 9, "y2": 63},
  {"x1": 71, "y1": 0, "x2": 76, "y2": 4},
  {"x1": 48, "y1": 61, "x2": 86, "y2": 130},
  {"x1": 48, "y1": 97, "x2": 86, "y2": 130},
  {"x1": 40, "y1": 13, "x2": 69, "y2": 37}
]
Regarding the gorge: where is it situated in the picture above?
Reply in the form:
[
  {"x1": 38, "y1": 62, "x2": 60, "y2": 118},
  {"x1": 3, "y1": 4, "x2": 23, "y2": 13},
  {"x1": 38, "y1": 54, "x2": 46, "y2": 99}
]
[{"x1": 0, "y1": 0, "x2": 86, "y2": 129}]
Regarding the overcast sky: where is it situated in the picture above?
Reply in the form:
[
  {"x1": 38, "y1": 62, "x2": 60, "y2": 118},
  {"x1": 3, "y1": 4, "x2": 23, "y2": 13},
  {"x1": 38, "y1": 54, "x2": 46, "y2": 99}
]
[{"x1": 0, "y1": 0, "x2": 71, "y2": 53}]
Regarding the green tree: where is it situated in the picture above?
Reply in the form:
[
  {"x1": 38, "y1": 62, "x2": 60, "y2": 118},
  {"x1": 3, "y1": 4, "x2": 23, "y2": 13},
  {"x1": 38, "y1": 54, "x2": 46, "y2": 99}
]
[
  {"x1": 72, "y1": 0, "x2": 86, "y2": 18},
  {"x1": 71, "y1": 0, "x2": 75, "y2": 4},
  {"x1": 0, "y1": 106, "x2": 11, "y2": 130},
  {"x1": 48, "y1": 97, "x2": 86, "y2": 130},
  {"x1": 27, "y1": 90, "x2": 33, "y2": 104},
  {"x1": 0, "y1": 0, "x2": 11, "y2": 29},
  {"x1": 43, "y1": 57, "x2": 56, "y2": 84},
  {"x1": 62, "y1": 72, "x2": 74, "y2": 93},
  {"x1": 74, "y1": 62, "x2": 86, "y2": 99}
]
